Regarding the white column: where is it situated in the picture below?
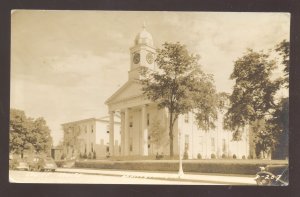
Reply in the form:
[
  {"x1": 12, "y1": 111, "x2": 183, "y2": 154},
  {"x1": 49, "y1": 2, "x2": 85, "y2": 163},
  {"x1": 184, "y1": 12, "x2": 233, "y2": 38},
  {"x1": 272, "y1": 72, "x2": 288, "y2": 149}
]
[
  {"x1": 121, "y1": 111, "x2": 125, "y2": 156},
  {"x1": 109, "y1": 111, "x2": 115, "y2": 156},
  {"x1": 141, "y1": 105, "x2": 148, "y2": 156},
  {"x1": 124, "y1": 108, "x2": 129, "y2": 155}
]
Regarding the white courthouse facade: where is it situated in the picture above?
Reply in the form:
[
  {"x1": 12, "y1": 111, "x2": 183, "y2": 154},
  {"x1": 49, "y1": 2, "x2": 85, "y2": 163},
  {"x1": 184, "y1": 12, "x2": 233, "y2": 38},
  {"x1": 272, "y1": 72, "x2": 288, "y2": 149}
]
[
  {"x1": 62, "y1": 116, "x2": 121, "y2": 159},
  {"x1": 105, "y1": 26, "x2": 250, "y2": 159}
]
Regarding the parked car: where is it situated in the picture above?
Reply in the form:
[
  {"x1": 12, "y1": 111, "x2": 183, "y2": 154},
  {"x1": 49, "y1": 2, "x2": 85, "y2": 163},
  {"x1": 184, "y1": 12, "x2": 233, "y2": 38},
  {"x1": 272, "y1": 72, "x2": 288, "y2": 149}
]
[
  {"x1": 9, "y1": 158, "x2": 29, "y2": 171},
  {"x1": 28, "y1": 157, "x2": 57, "y2": 172},
  {"x1": 255, "y1": 164, "x2": 289, "y2": 186}
]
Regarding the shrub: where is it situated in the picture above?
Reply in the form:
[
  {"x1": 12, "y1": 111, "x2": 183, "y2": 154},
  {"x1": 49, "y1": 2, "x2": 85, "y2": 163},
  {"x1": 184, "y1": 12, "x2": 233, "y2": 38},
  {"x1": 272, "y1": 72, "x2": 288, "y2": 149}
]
[
  {"x1": 233, "y1": 154, "x2": 237, "y2": 159},
  {"x1": 248, "y1": 155, "x2": 253, "y2": 159},
  {"x1": 221, "y1": 154, "x2": 227, "y2": 159},
  {"x1": 93, "y1": 152, "x2": 96, "y2": 159},
  {"x1": 197, "y1": 153, "x2": 202, "y2": 159},
  {"x1": 88, "y1": 152, "x2": 92, "y2": 159},
  {"x1": 83, "y1": 153, "x2": 87, "y2": 159},
  {"x1": 242, "y1": 155, "x2": 246, "y2": 160},
  {"x1": 211, "y1": 154, "x2": 216, "y2": 159},
  {"x1": 74, "y1": 160, "x2": 288, "y2": 175}
]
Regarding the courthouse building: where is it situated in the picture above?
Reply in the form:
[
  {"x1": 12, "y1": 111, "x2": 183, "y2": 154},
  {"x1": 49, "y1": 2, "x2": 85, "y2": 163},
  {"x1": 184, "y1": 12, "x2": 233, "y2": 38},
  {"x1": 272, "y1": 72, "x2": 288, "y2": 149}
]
[
  {"x1": 105, "y1": 25, "x2": 250, "y2": 159},
  {"x1": 61, "y1": 116, "x2": 121, "y2": 159}
]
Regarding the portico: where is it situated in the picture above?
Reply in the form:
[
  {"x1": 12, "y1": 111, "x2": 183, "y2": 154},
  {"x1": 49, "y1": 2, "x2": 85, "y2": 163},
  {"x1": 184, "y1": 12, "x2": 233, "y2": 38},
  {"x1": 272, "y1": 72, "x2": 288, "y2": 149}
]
[
  {"x1": 105, "y1": 24, "x2": 160, "y2": 157},
  {"x1": 108, "y1": 103, "x2": 153, "y2": 156}
]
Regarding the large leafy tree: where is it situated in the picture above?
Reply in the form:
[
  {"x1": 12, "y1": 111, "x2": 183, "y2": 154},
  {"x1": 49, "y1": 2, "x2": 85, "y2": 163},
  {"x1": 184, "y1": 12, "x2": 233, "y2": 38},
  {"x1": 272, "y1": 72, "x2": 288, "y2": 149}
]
[
  {"x1": 224, "y1": 49, "x2": 282, "y2": 136},
  {"x1": 32, "y1": 118, "x2": 53, "y2": 154},
  {"x1": 10, "y1": 109, "x2": 53, "y2": 157},
  {"x1": 192, "y1": 74, "x2": 219, "y2": 132},
  {"x1": 10, "y1": 109, "x2": 34, "y2": 158},
  {"x1": 140, "y1": 42, "x2": 218, "y2": 157},
  {"x1": 224, "y1": 47, "x2": 287, "y2": 157},
  {"x1": 275, "y1": 40, "x2": 289, "y2": 87}
]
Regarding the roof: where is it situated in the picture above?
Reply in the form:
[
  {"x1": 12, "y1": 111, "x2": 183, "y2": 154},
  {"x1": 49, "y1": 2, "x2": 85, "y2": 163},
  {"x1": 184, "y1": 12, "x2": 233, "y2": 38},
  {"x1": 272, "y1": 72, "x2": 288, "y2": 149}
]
[
  {"x1": 61, "y1": 115, "x2": 121, "y2": 127},
  {"x1": 105, "y1": 80, "x2": 144, "y2": 105}
]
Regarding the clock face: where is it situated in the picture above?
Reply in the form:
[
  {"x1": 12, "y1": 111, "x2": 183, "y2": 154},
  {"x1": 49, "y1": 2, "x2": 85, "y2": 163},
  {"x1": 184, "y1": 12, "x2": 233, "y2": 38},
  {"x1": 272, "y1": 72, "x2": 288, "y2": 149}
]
[
  {"x1": 146, "y1": 53, "x2": 154, "y2": 64},
  {"x1": 133, "y1": 53, "x2": 140, "y2": 64}
]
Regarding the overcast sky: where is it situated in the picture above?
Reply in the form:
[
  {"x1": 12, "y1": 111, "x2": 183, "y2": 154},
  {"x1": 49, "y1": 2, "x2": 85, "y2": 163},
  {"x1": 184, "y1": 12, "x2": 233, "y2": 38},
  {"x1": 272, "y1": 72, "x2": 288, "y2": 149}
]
[{"x1": 11, "y1": 10, "x2": 290, "y2": 145}]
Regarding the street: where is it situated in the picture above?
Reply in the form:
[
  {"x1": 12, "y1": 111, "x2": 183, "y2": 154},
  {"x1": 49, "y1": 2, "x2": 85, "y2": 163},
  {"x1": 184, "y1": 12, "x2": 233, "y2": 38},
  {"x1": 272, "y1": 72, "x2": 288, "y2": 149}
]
[{"x1": 9, "y1": 169, "x2": 256, "y2": 185}]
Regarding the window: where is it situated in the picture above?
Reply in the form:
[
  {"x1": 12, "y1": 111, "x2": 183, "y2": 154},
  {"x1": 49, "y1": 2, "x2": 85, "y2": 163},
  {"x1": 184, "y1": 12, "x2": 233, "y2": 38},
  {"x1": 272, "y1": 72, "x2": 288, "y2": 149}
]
[
  {"x1": 106, "y1": 147, "x2": 109, "y2": 152},
  {"x1": 129, "y1": 122, "x2": 133, "y2": 127},
  {"x1": 91, "y1": 143, "x2": 93, "y2": 152},
  {"x1": 91, "y1": 125, "x2": 94, "y2": 133},
  {"x1": 184, "y1": 113, "x2": 189, "y2": 123},
  {"x1": 222, "y1": 139, "x2": 226, "y2": 153},
  {"x1": 147, "y1": 113, "x2": 150, "y2": 126},
  {"x1": 211, "y1": 138, "x2": 215, "y2": 152},
  {"x1": 129, "y1": 138, "x2": 133, "y2": 152},
  {"x1": 85, "y1": 144, "x2": 87, "y2": 153},
  {"x1": 199, "y1": 136, "x2": 203, "y2": 152},
  {"x1": 185, "y1": 135, "x2": 189, "y2": 150}
]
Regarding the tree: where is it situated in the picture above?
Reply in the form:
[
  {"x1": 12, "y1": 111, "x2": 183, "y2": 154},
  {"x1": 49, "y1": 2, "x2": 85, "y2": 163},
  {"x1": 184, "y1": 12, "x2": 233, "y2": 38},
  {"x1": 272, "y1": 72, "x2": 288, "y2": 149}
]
[
  {"x1": 140, "y1": 42, "x2": 217, "y2": 157},
  {"x1": 148, "y1": 118, "x2": 167, "y2": 152},
  {"x1": 62, "y1": 125, "x2": 82, "y2": 158},
  {"x1": 267, "y1": 97, "x2": 289, "y2": 159},
  {"x1": 10, "y1": 109, "x2": 53, "y2": 157},
  {"x1": 275, "y1": 40, "x2": 289, "y2": 87},
  {"x1": 224, "y1": 48, "x2": 284, "y2": 157},
  {"x1": 224, "y1": 49, "x2": 282, "y2": 135},
  {"x1": 31, "y1": 118, "x2": 53, "y2": 155},
  {"x1": 10, "y1": 109, "x2": 34, "y2": 158},
  {"x1": 192, "y1": 75, "x2": 219, "y2": 132}
]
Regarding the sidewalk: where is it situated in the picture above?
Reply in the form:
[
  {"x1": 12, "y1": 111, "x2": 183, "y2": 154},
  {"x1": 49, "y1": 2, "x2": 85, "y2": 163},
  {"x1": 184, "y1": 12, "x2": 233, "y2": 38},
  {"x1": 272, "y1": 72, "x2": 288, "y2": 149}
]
[{"x1": 55, "y1": 168, "x2": 257, "y2": 185}]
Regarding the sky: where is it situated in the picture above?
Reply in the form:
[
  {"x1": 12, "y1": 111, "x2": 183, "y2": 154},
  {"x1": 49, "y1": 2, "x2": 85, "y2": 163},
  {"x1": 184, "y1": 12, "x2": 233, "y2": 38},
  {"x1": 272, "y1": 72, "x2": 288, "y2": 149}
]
[{"x1": 10, "y1": 10, "x2": 290, "y2": 145}]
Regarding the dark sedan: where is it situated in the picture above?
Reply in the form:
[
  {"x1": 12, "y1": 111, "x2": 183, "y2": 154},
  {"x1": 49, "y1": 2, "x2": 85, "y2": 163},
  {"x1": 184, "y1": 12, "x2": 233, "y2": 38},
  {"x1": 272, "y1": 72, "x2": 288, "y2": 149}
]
[{"x1": 28, "y1": 157, "x2": 57, "y2": 172}]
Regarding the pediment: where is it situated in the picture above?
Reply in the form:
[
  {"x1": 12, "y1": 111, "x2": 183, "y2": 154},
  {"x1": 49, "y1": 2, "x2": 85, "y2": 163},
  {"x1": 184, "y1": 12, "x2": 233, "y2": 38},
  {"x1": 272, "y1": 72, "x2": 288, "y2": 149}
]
[{"x1": 105, "y1": 81, "x2": 144, "y2": 104}]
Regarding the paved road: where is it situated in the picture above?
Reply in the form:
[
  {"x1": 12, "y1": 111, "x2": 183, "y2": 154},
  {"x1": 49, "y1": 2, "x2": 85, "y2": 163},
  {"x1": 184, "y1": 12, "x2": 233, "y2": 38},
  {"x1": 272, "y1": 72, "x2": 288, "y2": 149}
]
[{"x1": 9, "y1": 169, "x2": 257, "y2": 185}]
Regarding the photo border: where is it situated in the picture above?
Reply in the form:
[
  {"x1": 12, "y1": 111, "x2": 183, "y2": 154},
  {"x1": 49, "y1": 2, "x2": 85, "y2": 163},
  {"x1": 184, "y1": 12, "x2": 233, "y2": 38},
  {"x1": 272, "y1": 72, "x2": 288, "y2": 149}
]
[{"x1": 1, "y1": 0, "x2": 299, "y2": 197}]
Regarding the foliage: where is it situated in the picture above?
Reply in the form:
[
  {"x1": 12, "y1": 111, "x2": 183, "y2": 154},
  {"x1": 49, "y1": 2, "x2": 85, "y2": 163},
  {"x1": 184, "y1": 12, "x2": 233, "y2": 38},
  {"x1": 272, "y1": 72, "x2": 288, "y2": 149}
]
[
  {"x1": 140, "y1": 42, "x2": 218, "y2": 157},
  {"x1": 224, "y1": 40, "x2": 289, "y2": 158},
  {"x1": 75, "y1": 159, "x2": 287, "y2": 175},
  {"x1": 267, "y1": 97, "x2": 289, "y2": 158},
  {"x1": 224, "y1": 49, "x2": 282, "y2": 140},
  {"x1": 275, "y1": 40, "x2": 289, "y2": 87},
  {"x1": 62, "y1": 124, "x2": 82, "y2": 158},
  {"x1": 10, "y1": 109, "x2": 53, "y2": 157},
  {"x1": 148, "y1": 118, "x2": 166, "y2": 149},
  {"x1": 192, "y1": 76, "x2": 219, "y2": 131}
]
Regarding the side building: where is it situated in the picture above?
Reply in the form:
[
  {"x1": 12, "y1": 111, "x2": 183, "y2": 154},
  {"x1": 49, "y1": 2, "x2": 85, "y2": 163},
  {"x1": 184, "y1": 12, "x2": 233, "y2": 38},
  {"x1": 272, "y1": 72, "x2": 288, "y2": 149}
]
[{"x1": 61, "y1": 116, "x2": 121, "y2": 159}]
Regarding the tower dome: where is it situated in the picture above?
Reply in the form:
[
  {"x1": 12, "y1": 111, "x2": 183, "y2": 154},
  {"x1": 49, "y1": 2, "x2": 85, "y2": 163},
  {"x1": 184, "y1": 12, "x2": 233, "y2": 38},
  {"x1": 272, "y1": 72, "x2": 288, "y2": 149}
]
[{"x1": 134, "y1": 23, "x2": 153, "y2": 47}]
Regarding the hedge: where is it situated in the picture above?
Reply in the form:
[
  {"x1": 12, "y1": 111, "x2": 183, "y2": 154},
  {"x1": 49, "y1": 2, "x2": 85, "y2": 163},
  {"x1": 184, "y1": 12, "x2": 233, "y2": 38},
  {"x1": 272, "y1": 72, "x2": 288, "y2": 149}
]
[{"x1": 74, "y1": 159, "x2": 288, "y2": 175}]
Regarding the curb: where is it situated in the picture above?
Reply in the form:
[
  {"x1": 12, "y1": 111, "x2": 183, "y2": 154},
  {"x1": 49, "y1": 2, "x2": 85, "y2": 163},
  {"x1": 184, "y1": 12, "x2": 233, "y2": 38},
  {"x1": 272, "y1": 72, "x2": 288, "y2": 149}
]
[{"x1": 55, "y1": 169, "x2": 256, "y2": 185}]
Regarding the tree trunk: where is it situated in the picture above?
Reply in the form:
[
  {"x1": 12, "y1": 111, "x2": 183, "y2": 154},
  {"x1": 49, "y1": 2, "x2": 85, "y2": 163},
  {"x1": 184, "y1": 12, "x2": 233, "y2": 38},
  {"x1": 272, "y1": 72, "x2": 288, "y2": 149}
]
[
  {"x1": 169, "y1": 122, "x2": 174, "y2": 157},
  {"x1": 169, "y1": 111, "x2": 174, "y2": 158}
]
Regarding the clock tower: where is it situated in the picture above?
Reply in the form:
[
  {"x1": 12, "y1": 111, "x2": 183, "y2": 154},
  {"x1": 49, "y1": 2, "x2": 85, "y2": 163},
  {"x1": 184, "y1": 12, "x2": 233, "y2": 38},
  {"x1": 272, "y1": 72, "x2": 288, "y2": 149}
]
[{"x1": 128, "y1": 23, "x2": 156, "y2": 80}]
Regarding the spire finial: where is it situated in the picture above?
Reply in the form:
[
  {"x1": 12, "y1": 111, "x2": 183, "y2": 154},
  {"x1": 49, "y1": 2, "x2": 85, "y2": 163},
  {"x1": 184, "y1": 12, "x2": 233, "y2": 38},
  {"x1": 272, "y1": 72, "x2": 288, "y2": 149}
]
[{"x1": 142, "y1": 21, "x2": 146, "y2": 29}]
